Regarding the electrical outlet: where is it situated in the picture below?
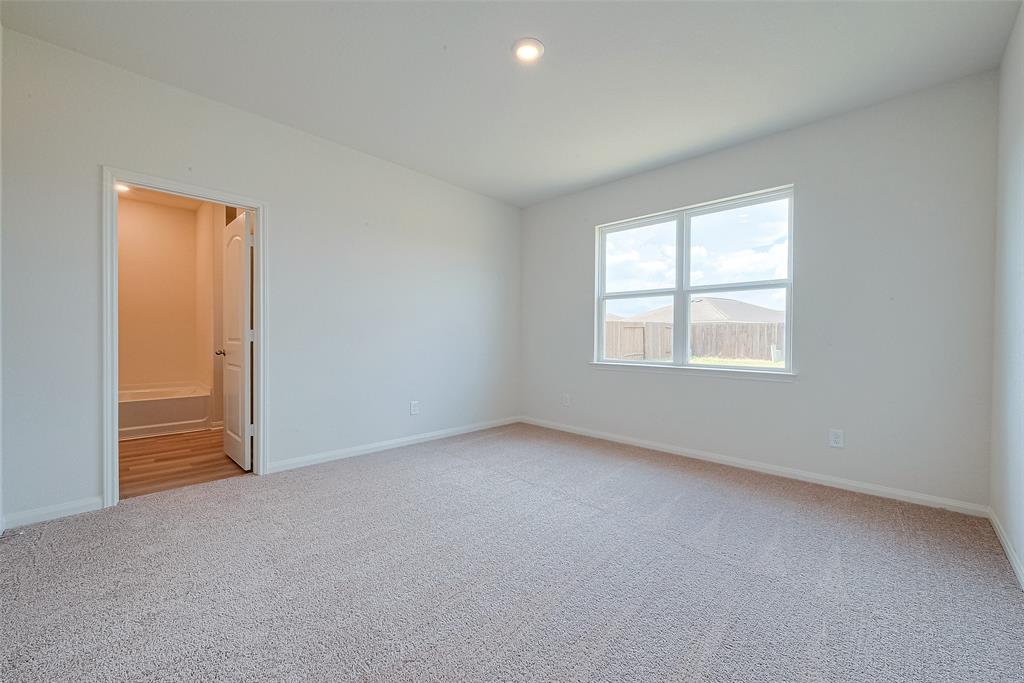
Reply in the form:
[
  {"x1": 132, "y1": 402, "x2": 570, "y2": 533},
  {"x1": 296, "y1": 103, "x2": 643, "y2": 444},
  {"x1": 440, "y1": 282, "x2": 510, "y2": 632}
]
[
  {"x1": 410, "y1": 400, "x2": 420, "y2": 416},
  {"x1": 561, "y1": 393, "x2": 571, "y2": 407},
  {"x1": 828, "y1": 429, "x2": 845, "y2": 449}
]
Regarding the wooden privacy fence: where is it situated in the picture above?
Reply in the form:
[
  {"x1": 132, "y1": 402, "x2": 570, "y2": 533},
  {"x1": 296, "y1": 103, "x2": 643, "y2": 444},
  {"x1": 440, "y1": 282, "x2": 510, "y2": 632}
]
[
  {"x1": 604, "y1": 321, "x2": 784, "y2": 361},
  {"x1": 604, "y1": 321, "x2": 674, "y2": 361}
]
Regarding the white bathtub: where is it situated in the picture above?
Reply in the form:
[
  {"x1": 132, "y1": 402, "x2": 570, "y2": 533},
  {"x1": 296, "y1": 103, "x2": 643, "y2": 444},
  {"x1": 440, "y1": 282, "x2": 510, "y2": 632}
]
[{"x1": 119, "y1": 383, "x2": 211, "y2": 440}]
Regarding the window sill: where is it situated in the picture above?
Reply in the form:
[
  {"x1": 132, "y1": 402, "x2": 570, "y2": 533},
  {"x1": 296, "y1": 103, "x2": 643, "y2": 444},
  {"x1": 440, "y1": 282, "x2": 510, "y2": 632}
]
[{"x1": 589, "y1": 361, "x2": 798, "y2": 382}]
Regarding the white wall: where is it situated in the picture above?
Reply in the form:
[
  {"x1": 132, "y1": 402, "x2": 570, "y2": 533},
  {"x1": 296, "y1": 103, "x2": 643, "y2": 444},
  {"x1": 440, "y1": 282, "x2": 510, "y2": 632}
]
[
  {"x1": 521, "y1": 73, "x2": 998, "y2": 509},
  {"x1": 1, "y1": 30, "x2": 520, "y2": 523},
  {"x1": 0, "y1": 22, "x2": 4, "y2": 533},
  {"x1": 992, "y1": 8, "x2": 1024, "y2": 582}
]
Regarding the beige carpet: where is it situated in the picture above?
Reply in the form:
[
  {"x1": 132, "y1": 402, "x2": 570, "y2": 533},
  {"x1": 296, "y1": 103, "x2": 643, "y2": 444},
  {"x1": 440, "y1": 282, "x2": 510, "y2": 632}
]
[{"x1": 2, "y1": 424, "x2": 1022, "y2": 682}]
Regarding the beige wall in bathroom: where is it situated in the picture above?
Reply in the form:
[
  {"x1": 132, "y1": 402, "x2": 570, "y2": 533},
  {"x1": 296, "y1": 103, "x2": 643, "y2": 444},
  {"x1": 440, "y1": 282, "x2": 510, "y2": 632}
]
[
  {"x1": 195, "y1": 202, "x2": 215, "y2": 393},
  {"x1": 118, "y1": 198, "x2": 199, "y2": 388},
  {"x1": 118, "y1": 196, "x2": 223, "y2": 399}
]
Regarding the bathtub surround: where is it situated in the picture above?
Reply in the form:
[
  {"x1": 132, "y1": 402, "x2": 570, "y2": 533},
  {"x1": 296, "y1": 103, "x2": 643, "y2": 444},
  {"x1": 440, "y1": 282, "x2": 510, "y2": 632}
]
[{"x1": 118, "y1": 384, "x2": 213, "y2": 441}]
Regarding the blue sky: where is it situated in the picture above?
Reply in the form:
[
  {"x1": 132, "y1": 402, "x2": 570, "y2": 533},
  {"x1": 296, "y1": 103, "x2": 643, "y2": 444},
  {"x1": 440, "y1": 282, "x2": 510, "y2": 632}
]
[{"x1": 605, "y1": 197, "x2": 789, "y2": 316}]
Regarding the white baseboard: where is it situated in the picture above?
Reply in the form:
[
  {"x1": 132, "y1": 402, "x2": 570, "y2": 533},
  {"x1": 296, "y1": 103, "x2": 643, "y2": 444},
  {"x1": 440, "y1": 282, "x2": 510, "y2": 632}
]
[
  {"x1": 3, "y1": 495, "x2": 104, "y2": 529},
  {"x1": 520, "y1": 417, "x2": 989, "y2": 517},
  {"x1": 266, "y1": 416, "x2": 523, "y2": 474},
  {"x1": 6, "y1": 414, "x2": 1003, "y2": 571},
  {"x1": 989, "y1": 509, "x2": 1024, "y2": 590}
]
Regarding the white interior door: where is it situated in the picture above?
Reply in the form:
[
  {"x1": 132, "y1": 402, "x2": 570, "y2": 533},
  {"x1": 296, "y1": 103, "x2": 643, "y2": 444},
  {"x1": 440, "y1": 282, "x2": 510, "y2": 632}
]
[{"x1": 222, "y1": 211, "x2": 251, "y2": 470}]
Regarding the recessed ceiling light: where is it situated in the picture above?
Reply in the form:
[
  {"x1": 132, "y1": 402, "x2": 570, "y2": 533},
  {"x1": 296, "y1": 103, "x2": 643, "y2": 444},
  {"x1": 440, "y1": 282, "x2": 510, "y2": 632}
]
[
  {"x1": 513, "y1": 37, "x2": 544, "y2": 64},
  {"x1": 114, "y1": 183, "x2": 131, "y2": 193}
]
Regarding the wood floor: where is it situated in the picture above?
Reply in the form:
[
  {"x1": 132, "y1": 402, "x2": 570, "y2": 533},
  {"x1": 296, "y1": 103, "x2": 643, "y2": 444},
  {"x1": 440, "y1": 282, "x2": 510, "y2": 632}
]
[{"x1": 119, "y1": 428, "x2": 247, "y2": 499}]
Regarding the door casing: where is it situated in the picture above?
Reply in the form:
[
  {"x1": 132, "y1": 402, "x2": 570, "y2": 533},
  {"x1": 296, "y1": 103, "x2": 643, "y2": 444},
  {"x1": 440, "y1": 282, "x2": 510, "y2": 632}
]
[{"x1": 101, "y1": 167, "x2": 268, "y2": 507}]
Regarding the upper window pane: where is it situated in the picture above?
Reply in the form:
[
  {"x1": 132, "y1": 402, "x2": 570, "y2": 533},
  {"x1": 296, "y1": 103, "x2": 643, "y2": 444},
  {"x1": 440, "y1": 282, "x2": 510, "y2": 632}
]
[
  {"x1": 689, "y1": 196, "x2": 789, "y2": 287},
  {"x1": 604, "y1": 220, "x2": 676, "y2": 293}
]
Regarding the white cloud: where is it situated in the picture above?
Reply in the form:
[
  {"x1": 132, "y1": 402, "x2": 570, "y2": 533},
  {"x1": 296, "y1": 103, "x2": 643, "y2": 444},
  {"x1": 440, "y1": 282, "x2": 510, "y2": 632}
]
[
  {"x1": 635, "y1": 259, "x2": 671, "y2": 274},
  {"x1": 606, "y1": 249, "x2": 640, "y2": 266},
  {"x1": 750, "y1": 220, "x2": 788, "y2": 246},
  {"x1": 712, "y1": 243, "x2": 787, "y2": 280}
]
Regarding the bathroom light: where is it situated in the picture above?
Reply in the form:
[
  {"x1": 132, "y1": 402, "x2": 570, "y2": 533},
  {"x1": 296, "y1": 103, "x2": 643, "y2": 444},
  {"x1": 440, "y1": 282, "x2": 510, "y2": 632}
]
[
  {"x1": 114, "y1": 183, "x2": 131, "y2": 193},
  {"x1": 513, "y1": 37, "x2": 544, "y2": 64}
]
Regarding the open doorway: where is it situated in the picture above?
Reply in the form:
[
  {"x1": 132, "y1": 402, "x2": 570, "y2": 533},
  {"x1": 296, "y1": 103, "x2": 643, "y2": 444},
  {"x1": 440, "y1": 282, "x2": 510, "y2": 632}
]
[{"x1": 102, "y1": 171, "x2": 265, "y2": 503}]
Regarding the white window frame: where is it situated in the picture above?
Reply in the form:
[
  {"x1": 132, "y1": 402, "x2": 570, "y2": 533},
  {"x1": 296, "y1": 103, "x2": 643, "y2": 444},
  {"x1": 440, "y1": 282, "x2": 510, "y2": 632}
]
[{"x1": 594, "y1": 185, "x2": 794, "y2": 375}]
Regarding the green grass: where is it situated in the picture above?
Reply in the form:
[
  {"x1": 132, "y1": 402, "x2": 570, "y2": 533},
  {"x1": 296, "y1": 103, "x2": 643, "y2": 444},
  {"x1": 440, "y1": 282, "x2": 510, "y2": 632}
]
[{"x1": 689, "y1": 356, "x2": 784, "y2": 369}]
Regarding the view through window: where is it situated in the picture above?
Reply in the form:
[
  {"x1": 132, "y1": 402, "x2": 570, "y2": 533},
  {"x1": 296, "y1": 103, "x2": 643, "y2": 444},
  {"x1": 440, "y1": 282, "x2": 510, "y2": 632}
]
[{"x1": 597, "y1": 187, "x2": 793, "y2": 371}]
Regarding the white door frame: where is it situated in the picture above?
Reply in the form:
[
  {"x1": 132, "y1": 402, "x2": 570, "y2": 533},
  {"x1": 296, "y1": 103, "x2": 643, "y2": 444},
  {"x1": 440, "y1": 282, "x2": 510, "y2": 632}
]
[{"x1": 101, "y1": 166, "x2": 269, "y2": 507}]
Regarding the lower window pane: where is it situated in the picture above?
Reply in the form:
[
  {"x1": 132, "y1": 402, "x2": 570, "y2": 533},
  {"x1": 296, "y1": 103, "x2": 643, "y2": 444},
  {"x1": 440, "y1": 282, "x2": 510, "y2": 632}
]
[
  {"x1": 604, "y1": 296, "x2": 674, "y2": 362},
  {"x1": 688, "y1": 289, "x2": 786, "y2": 368}
]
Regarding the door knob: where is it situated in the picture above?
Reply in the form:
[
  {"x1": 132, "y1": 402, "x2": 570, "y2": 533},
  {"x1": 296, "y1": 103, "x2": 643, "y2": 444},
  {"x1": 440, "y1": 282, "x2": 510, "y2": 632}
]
[{"x1": 215, "y1": 349, "x2": 226, "y2": 356}]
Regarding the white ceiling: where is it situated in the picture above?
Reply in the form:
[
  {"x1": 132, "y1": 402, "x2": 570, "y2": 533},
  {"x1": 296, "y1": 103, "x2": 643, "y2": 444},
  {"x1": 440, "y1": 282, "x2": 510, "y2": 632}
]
[{"x1": 3, "y1": 1, "x2": 1020, "y2": 206}]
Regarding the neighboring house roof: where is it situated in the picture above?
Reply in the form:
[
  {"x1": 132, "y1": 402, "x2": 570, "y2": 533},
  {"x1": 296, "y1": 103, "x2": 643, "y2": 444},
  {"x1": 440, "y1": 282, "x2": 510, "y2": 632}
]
[
  {"x1": 621, "y1": 306, "x2": 671, "y2": 323},
  {"x1": 622, "y1": 297, "x2": 784, "y2": 324}
]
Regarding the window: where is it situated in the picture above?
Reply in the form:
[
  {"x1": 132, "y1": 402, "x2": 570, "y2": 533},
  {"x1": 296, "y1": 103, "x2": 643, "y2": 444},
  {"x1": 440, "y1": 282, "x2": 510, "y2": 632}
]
[{"x1": 596, "y1": 187, "x2": 793, "y2": 372}]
